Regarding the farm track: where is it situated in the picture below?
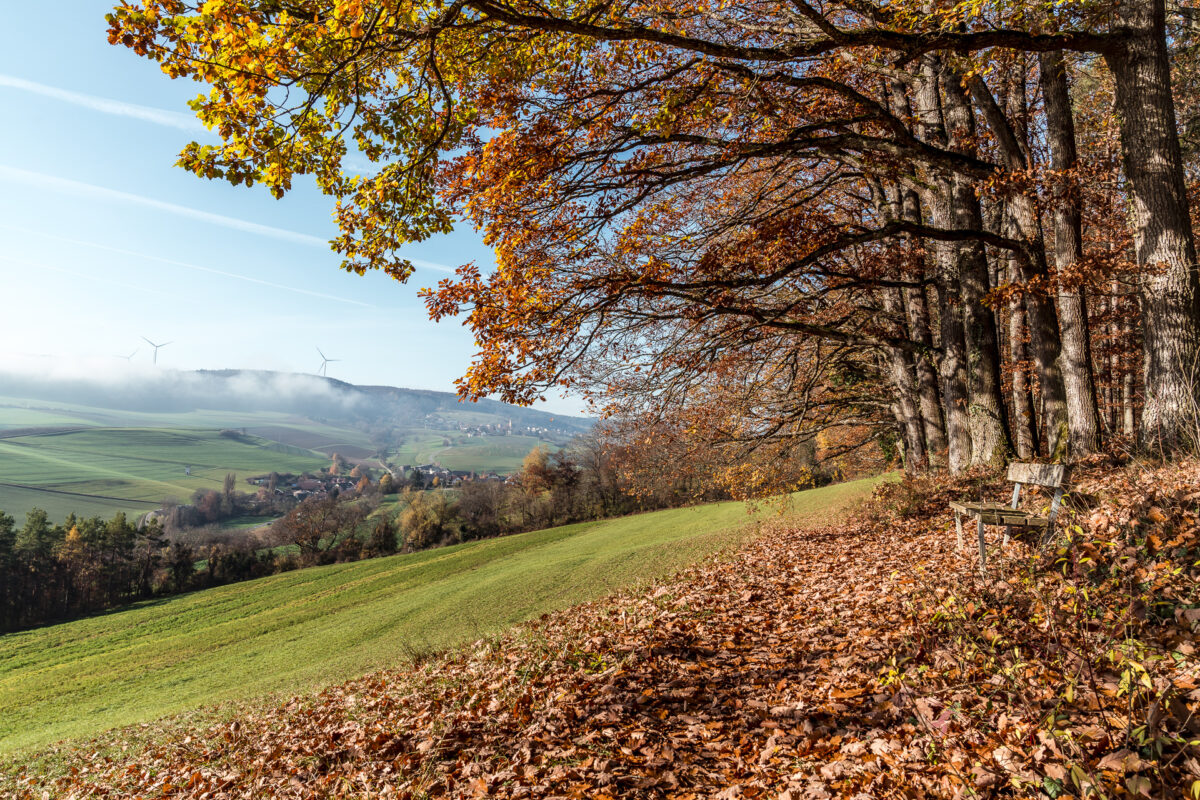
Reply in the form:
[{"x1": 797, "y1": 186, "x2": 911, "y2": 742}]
[
  {"x1": 0, "y1": 426, "x2": 91, "y2": 439},
  {"x1": 0, "y1": 436, "x2": 300, "y2": 471},
  {"x1": 0, "y1": 480, "x2": 157, "y2": 506}
]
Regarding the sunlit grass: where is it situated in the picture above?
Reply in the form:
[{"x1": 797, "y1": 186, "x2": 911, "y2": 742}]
[
  {"x1": 0, "y1": 428, "x2": 328, "y2": 521},
  {"x1": 0, "y1": 474, "x2": 888, "y2": 754}
]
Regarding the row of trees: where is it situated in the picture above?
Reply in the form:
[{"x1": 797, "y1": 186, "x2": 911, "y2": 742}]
[
  {"x1": 0, "y1": 510, "x2": 171, "y2": 631},
  {"x1": 403, "y1": 444, "x2": 650, "y2": 547},
  {"x1": 0, "y1": 493, "x2": 385, "y2": 633},
  {"x1": 0, "y1": 426, "x2": 817, "y2": 631},
  {"x1": 110, "y1": 0, "x2": 1200, "y2": 478},
  {"x1": 385, "y1": 431, "x2": 842, "y2": 549}
]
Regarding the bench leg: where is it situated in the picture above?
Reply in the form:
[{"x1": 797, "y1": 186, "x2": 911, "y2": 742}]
[
  {"x1": 1002, "y1": 525, "x2": 1012, "y2": 547},
  {"x1": 955, "y1": 512, "x2": 963, "y2": 552},
  {"x1": 977, "y1": 517, "x2": 987, "y2": 573}
]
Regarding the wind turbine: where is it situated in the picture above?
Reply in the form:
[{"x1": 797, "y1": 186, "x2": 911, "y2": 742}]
[
  {"x1": 316, "y1": 347, "x2": 340, "y2": 377},
  {"x1": 142, "y1": 337, "x2": 172, "y2": 365},
  {"x1": 115, "y1": 349, "x2": 138, "y2": 361}
]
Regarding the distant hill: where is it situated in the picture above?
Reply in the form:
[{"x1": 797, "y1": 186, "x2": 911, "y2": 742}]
[
  {"x1": 0, "y1": 368, "x2": 592, "y2": 521},
  {"x1": 0, "y1": 368, "x2": 592, "y2": 436}
]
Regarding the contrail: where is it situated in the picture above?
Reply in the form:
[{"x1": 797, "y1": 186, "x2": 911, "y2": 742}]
[
  {"x1": 0, "y1": 73, "x2": 203, "y2": 131},
  {"x1": 1, "y1": 224, "x2": 377, "y2": 309},
  {"x1": 0, "y1": 253, "x2": 174, "y2": 298},
  {"x1": 0, "y1": 164, "x2": 462, "y2": 274},
  {"x1": 0, "y1": 164, "x2": 328, "y2": 247}
]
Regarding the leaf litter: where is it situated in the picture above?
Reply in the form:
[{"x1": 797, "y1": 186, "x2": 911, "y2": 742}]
[{"x1": 9, "y1": 460, "x2": 1200, "y2": 799}]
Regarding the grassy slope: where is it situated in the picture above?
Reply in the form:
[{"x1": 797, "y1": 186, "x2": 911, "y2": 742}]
[
  {"x1": 385, "y1": 431, "x2": 564, "y2": 471},
  {"x1": 0, "y1": 428, "x2": 329, "y2": 522},
  {"x1": 0, "y1": 475, "x2": 887, "y2": 754},
  {"x1": 0, "y1": 398, "x2": 573, "y2": 521},
  {"x1": 428, "y1": 435, "x2": 560, "y2": 473}
]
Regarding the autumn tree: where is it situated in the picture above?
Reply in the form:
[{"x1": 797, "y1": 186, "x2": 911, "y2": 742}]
[
  {"x1": 363, "y1": 516, "x2": 399, "y2": 557},
  {"x1": 222, "y1": 472, "x2": 237, "y2": 514},
  {"x1": 399, "y1": 489, "x2": 455, "y2": 550},
  {"x1": 271, "y1": 494, "x2": 370, "y2": 563},
  {"x1": 109, "y1": 0, "x2": 1200, "y2": 458}
]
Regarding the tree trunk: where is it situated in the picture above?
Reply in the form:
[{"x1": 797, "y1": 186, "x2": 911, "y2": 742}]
[
  {"x1": 885, "y1": 77, "x2": 947, "y2": 467},
  {"x1": 914, "y1": 56, "x2": 972, "y2": 472},
  {"x1": 1104, "y1": 287, "x2": 1120, "y2": 433},
  {"x1": 942, "y1": 79, "x2": 1011, "y2": 467},
  {"x1": 897, "y1": 185, "x2": 948, "y2": 466},
  {"x1": 1040, "y1": 50, "x2": 1102, "y2": 457},
  {"x1": 881, "y1": 288, "x2": 928, "y2": 473},
  {"x1": 1123, "y1": 369, "x2": 1137, "y2": 436},
  {"x1": 967, "y1": 68, "x2": 1069, "y2": 458},
  {"x1": 936, "y1": 260, "x2": 973, "y2": 474},
  {"x1": 1121, "y1": 300, "x2": 1138, "y2": 436},
  {"x1": 1108, "y1": 0, "x2": 1200, "y2": 452},
  {"x1": 957, "y1": 196, "x2": 1013, "y2": 468},
  {"x1": 907, "y1": 284, "x2": 948, "y2": 464},
  {"x1": 874, "y1": 174, "x2": 941, "y2": 472},
  {"x1": 1008, "y1": 262, "x2": 1039, "y2": 458}
]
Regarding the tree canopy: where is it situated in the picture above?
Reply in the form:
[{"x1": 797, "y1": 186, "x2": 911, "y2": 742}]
[{"x1": 110, "y1": 0, "x2": 1200, "y2": 477}]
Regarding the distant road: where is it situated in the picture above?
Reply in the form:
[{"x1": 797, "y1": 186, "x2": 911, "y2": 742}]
[
  {"x1": 0, "y1": 480, "x2": 155, "y2": 506},
  {"x1": 0, "y1": 426, "x2": 91, "y2": 439}
]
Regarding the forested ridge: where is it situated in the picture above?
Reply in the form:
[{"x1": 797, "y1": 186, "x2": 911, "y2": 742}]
[{"x1": 108, "y1": 0, "x2": 1200, "y2": 471}]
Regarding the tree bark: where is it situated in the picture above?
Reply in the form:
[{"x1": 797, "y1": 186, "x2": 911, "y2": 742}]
[
  {"x1": 1039, "y1": 50, "x2": 1102, "y2": 457},
  {"x1": 1120, "y1": 298, "x2": 1138, "y2": 436},
  {"x1": 914, "y1": 57, "x2": 971, "y2": 472},
  {"x1": 1108, "y1": 286, "x2": 1122, "y2": 434},
  {"x1": 935, "y1": 251, "x2": 973, "y2": 474},
  {"x1": 966, "y1": 68, "x2": 1068, "y2": 458},
  {"x1": 942, "y1": 78, "x2": 1011, "y2": 467},
  {"x1": 907, "y1": 283, "x2": 948, "y2": 465},
  {"x1": 886, "y1": 79, "x2": 949, "y2": 467},
  {"x1": 1008, "y1": 261, "x2": 1039, "y2": 458},
  {"x1": 881, "y1": 288, "x2": 928, "y2": 473},
  {"x1": 1108, "y1": 0, "x2": 1200, "y2": 453}
]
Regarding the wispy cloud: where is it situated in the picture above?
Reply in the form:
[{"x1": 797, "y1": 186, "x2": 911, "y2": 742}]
[
  {"x1": 0, "y1": 164, "x2": 462, "y2": 273},
  {"x1": 410, "y1": 258, "x2": 459, "y2": 274},
  {"x1": 0, "y1": 73, "x2": 204, "y2": 131},
  {"x1": 0, "y1": 164, "x2": 329, "y2": 247},
  {"x1": 0, "y1": 223, "x2": 377, "y2": 309},
  {"x1": 0, "y1": 252, "x2": 175, "y2": 298}
]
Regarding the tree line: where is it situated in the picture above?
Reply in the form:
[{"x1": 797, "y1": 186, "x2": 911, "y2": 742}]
[
  {"x1": 110, "y1": 0, "x2": 1200, "y2": 479},
  {"x1": 1, "y1": 428, "x2": 823, "y2": 632}
]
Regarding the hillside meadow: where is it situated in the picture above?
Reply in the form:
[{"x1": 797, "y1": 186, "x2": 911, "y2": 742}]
[
  {"x1": 0, "y1": 427, "x2": 329, "y2": 521},
  {"x1": 0, "y1": 390, "x2": 574, "y2": 522},
  {"x1": 0, "y1": 475, "x2": 888, "y2": 755}
]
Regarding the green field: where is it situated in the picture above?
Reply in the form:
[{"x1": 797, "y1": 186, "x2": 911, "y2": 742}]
[
  {"x1": 396, "y1": 433, "x2": 560, "y2": 473},
  {"x1": 0, "y1": 396, "x2": 572, "y2": 521},
  {"x1": 0, "y1": 476, "x2": 886, "y2": 755},
  {"x1": 0, "y1": 395, "x2": 363, "y2": 432},
  {"x1": 0, "y1": 427, "x2": 330, "y2": 522}
]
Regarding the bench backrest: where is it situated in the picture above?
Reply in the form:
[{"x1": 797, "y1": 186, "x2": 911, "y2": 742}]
[{"x1": 1007, "y1": 462, "x2": 1067, "y2": 488}]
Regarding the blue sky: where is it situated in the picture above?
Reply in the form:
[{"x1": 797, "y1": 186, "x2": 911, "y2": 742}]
[{"x1": 0, "y1": 4, "x2": 582, "y2": 415}]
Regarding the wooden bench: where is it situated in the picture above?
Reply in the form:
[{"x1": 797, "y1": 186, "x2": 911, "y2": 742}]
[{"x1": 950, "y1": 462, "x2": 1068, "y2": 572}]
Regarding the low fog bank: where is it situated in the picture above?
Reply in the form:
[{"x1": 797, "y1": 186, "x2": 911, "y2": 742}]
[
  {"x1": 0, "y1": 355, "x2": 592, "y2": 431},
  {"x1": 0, "y1": 356, "x2": 361, "y2": 417}
]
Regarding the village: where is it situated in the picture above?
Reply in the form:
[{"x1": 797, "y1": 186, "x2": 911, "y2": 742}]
[{"x1": 244, "y1": 462, "x2": 506, "y2": 501}]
